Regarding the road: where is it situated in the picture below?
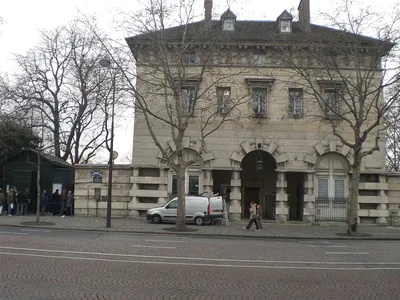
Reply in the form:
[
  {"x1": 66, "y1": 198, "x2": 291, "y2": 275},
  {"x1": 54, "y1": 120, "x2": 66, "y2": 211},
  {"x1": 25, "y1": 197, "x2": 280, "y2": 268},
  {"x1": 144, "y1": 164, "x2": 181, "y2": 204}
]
[{"x1": 0, "y1": 226, "x2": 399, "y2": 300}]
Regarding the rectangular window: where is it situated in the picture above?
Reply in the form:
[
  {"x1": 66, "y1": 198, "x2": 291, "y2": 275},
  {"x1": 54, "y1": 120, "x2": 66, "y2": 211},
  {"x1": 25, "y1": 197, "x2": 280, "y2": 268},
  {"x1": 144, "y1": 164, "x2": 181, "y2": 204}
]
[
  {"x1": 188, "y1": 175, "x2": 199, "y2": 195},
  {"x1": 181, "y1": 87, "x2": 196, "y2": 114},
  {"x1": 171, "y1": 175, "x2": 177, "y2": 196},
  {"x1": 217, "y1": 87, "x2": 231, "y2": 115},
  {"x1": 183, "y1": 52, "x2": 196, "y2": 65},
  {"x1": 334, "y1": 179, "x2": 345, "y2": 199},
  {"x1": 252, "y1": 88, "x2": 268, "y2": 117},
  {"x1": 317, "y1": 179, "x2": 329, "y2": 198},
  {"x1": 324, "y1": 88, "x2": 340, "y2": 117},
  {"x1": 289, "y1": 89, "x2": 303, "y2": 117}
]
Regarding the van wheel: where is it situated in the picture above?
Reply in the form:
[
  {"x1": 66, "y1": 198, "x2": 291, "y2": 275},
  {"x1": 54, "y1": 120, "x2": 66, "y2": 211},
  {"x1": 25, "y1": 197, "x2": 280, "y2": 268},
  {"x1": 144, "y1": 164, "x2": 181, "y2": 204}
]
[
  {"x1": 152, "y1": 215, "x2": 162, "y2": 224},
  {"x1": 194, "y1": 217, "x2": 204, "y2": 226}
]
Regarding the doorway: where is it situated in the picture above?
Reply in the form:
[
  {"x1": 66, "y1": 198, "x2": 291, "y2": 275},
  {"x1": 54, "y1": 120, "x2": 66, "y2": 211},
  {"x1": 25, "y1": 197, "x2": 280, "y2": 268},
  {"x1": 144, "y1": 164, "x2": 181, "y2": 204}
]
[
  {"x1": 243, "y1": 187, "x2": 259, "y2": 219},
  {"x1": 286, "y1": 172, "x2": 305, "y2": 221}
]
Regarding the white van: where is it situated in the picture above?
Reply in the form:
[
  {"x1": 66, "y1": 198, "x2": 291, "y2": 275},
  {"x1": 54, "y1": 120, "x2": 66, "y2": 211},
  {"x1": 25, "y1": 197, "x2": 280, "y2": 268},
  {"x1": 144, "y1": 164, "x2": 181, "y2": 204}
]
[{"x1": 146, "y1": 195, "x2": 224, "y2": 226}]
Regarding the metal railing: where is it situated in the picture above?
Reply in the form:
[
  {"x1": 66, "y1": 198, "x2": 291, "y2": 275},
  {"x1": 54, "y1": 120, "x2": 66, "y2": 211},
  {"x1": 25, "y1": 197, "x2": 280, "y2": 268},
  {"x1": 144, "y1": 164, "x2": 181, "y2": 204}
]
[{"x1": 315, "y1": 197, "x2": 348, "y2": 222}]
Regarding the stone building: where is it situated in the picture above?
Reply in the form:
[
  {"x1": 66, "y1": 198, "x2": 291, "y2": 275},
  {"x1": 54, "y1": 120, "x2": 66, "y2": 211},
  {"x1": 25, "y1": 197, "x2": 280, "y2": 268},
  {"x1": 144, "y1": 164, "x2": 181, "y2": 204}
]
[{"x1": 75, "y1": 0, "x2": 400, "y2": 224}]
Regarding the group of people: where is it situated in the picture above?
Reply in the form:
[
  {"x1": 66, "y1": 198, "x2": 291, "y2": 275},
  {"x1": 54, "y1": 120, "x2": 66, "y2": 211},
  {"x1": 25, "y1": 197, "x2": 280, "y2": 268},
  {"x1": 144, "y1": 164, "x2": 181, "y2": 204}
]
[
  {"x1": 40, "y1": 189, "x2": 74, "y2": 218},
  {"x1": 0, "y1": 187, "x2": 74, "y2": 218},
  {"x1": 0, "y1": 186, "x2": 30, "y2": 216},
  {"x1": 243, "y1": 201, "x2": 263, "y2": 231}
]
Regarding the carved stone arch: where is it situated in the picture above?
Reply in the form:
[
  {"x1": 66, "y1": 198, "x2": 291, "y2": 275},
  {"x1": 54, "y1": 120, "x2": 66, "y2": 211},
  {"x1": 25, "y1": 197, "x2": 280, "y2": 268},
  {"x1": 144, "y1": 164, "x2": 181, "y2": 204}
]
[
  {"x1": 156, "y1": 137, "x2": 215, "y2": 168},
  {"x1": 230, "y1": 138, "x2": 289, "y2": 169},
  {"x1": 304, "y1": 141, "x2": 354, "y2": 171}
]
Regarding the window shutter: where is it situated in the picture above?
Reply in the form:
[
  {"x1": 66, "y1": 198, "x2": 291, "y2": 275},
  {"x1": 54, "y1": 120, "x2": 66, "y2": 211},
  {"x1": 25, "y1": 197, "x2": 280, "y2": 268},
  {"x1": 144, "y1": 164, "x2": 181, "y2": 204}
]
[{"x1": 334, "y1": 179, "x2": 345, "y2": 199}]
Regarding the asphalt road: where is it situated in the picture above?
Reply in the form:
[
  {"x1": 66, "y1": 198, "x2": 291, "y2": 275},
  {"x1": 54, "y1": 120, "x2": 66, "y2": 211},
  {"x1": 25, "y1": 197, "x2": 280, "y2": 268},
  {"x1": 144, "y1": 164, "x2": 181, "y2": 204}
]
[{"x1": 0, "y1": 226, "x2": 399, "y2": 300}]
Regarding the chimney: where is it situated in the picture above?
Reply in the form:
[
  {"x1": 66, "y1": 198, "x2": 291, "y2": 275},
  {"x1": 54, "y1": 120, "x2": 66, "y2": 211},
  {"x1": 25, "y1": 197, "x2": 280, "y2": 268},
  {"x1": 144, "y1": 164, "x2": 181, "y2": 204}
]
[
  {"x1": 298, "y1": 0, "x2": 310, "y2": 32},
  {"x1": 204, "y1": 0, "x2": 213, "y2": 24}
]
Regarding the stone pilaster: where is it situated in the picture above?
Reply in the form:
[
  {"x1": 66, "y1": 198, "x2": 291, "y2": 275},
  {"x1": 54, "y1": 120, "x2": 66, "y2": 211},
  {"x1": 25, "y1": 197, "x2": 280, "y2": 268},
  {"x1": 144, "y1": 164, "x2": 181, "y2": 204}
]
[
  {"x1": 303, "y1": 173, "x2": 315, "y2": 222},
  {"x1": 275, "y1": 171, "x2": 288, "y2": 221},
  {"x1": 229, "y1": 170, "x2": 242, "y2": 220},
  {"x1": 128, "y1": 168, "x2": 140, "y2": 217},
  {"x1": 376, "y1": 175, "x2": 388, "y2": 224},
  {"x1": 158, "y1": 169, "x2": 168, "y2": 204},
  {"x1": 203, "y1": 170, "x2": 213, "y2": 196}
]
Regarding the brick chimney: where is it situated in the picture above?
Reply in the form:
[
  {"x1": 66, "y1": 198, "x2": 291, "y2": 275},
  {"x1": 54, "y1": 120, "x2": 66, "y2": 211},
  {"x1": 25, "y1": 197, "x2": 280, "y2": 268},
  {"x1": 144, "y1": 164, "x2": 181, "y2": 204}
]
[
  {"x1": 298, "y1": 0, "x2": 310, "y2": 32},
  {"x1": 204, "y1": 0, "x2": 213, "y2": 24}
]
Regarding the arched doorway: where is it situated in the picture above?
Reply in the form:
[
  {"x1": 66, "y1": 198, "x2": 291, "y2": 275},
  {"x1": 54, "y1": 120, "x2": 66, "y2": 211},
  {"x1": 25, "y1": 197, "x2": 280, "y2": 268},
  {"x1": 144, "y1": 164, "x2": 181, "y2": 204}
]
[
  {"x1": 241, "y1": 150, "x2": 277, "y2": 219},
  {"x1": 314, "y1": 152, "x2": 351, "y2": 221}
]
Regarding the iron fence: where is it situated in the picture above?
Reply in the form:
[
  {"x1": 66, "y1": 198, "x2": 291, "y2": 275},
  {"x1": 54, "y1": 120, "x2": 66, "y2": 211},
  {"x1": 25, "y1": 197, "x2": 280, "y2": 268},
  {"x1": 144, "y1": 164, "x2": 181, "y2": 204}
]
[{"x1": 315, "y1": 197, "x2": 348, "y2": 222}]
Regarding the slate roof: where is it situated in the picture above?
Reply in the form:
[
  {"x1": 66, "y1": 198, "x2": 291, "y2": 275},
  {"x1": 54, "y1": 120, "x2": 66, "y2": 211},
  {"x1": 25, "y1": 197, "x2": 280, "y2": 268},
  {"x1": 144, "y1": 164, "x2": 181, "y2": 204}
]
[
  {"x1": 126, "y1": 20, "x2": 394, "y2": 54},
  {"x1": 13, "y1": 148, "x2": 74, "y2": 168}
]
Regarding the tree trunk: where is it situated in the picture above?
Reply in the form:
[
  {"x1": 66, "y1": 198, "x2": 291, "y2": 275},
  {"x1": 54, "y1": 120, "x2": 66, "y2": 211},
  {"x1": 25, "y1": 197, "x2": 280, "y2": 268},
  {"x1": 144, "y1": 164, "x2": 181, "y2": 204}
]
[
  {"x1": 53, "y1": 120, "x2": 61, "y2": 158},
  {"x1": 348, "y1": 150, "x2": 362, "y2": 234},
  {"x1": 36, "y1": 151, "x2": 41, "y2": 225},
  {"x1": 175, "y1": 164, "x2": 186, "y2": 231}
]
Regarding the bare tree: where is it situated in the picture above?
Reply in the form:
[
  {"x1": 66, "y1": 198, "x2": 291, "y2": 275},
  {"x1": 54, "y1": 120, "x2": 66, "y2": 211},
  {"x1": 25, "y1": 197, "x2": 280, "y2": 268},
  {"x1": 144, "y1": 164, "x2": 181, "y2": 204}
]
[
  {"x1": 0, "y1": 20, "x2": 122, "y2": 164},
  {"x1": 272, "y1": 0, "x2": 400, "y2": 233},
  {"x1": 86, "y1": 0, "x2": 251, "y2": 230}
]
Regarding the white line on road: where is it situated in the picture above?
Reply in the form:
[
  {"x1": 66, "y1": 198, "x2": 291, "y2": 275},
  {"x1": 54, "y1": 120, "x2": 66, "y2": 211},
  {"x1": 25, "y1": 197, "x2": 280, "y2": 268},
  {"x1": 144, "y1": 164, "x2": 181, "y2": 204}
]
[
  {"x1": 0, "y1": 246, "x2": 393, "y2": 266},
  {"x1": 325, "y1": 252, "x2": 369, "y2": 255},
  {"x1": 132, "y1": 245, "x2": 176, "y2": 249},
  {"x1": 0, "y1": 231, "x2": 27, "y2": 235},
  {"x1": 145, "y1": 239, "x2": 184, "y2": 243},
  {"x1": 20, "y1": 229, "x2": 51, "y2": 233},
  {"x1": 310, "y1": 245, "x2": 348, "y2": 248},
  {"x1": 0, "y1": 251, "x2": 398, "y2": 271}
]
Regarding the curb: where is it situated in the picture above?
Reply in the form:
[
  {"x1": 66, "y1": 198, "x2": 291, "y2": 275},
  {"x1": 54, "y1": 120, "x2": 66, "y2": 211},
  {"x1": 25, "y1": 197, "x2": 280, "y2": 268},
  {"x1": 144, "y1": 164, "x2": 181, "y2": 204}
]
[{"x1": 1, "y1": 223, "x2": 400, "y2": 241}]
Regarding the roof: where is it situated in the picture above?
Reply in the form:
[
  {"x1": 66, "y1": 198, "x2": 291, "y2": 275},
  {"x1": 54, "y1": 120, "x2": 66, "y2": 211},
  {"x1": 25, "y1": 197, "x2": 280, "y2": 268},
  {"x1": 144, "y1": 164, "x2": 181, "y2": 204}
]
[
  {"x1": 11, "y1": 148, "x2": 74, "y2": 168},
  {"x1": 126, "y1": 20, "x2": 395, "y2": 53}
]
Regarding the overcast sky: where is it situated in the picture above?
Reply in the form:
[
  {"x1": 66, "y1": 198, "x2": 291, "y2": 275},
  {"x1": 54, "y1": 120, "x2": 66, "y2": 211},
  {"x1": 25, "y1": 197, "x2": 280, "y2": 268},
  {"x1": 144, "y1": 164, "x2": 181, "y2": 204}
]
[{"x1": 0, "y1": 0, "x2": 397, "y2": 163}]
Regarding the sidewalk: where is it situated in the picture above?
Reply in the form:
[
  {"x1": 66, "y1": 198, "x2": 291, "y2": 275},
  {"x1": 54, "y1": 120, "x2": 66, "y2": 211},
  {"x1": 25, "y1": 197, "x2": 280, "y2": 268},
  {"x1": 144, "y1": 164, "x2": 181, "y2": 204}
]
[{"x1": 1, "y1": 215, "x2": 400, "y2": 240}]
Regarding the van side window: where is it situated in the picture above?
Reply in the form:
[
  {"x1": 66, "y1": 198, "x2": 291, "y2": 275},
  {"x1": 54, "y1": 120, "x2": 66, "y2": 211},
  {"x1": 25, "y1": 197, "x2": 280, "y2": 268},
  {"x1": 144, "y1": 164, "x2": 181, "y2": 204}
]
[{"x1": 166, "y1": 200, "x2": 178, "y2": 209}]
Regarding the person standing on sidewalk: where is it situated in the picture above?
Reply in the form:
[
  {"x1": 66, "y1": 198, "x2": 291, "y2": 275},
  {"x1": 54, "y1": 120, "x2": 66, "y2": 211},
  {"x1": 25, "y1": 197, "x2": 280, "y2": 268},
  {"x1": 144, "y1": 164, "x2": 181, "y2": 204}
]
[
  {"x1": 17, "y1": 189, "x2": 28, "y2": 216},
  {"x1": 40, "y1": 190, "x2": 48, "y2": 215},
  {"x1": 7, "y1": 188, "x2": 15, "y2": 216},
  {"x1": 0, "y1": 188, "x2": 5, "y2": 215},
  {"x1": 63, "y1": 190, "x2": 74, "y2": 217},
  {"x1": 256, "y1": 204, "x2": 263, "y2": 229},
  {"x1": 60, "y1": 189, "x2": 66, "y2": 217},
  {"x1": 243, "y1": 201, "x2": 260, "y2": 231}
]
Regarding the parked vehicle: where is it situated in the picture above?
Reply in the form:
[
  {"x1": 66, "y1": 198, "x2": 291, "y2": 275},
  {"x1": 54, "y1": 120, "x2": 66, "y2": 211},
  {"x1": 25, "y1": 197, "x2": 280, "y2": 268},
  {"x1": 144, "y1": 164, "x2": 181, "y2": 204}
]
[{"x1": 146, "y1": 195, "x2": 224, "y2": 226}]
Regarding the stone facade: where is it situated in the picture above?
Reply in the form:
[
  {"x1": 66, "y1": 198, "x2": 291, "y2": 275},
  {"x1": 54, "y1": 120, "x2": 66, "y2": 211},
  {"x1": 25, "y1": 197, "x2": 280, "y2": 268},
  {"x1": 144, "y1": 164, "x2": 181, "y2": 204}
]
[
  {"x1": 75, "y1": 0, "x2": 397, "y2": 224},
  {"x1": 74, "y1": 164, "x2": 131, "y2": 217}
]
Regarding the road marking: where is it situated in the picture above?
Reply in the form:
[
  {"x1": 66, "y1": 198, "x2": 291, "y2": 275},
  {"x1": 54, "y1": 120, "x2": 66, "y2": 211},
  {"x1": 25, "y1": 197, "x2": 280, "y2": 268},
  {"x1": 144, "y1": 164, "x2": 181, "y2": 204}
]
[
  {"x1": 310, "y1": 245, "x2": 347, "y2": 248},
  {"x1": 0, "y1": 251, "x2": 398, "y2": 271},
  {"x1": 145, "y1": 239, "x2": 184, "y2": 243},
  {"x1": 0, "y1": 246, "x2": 393, "y2": 265},
  {"x1": 132, "y1": 245, "x2": 176, "y2": 249},
  {"x1": 298, "y1": 241, "x2": 332, "y2": 244},
  {"x1": 326, "y1": 252, "x2": 369, "y2": 255},
  {"x1": 0, "y1": 231, "x2": 27, "y2": 235},
  {"x1": 21, "y1": 229, "x2": 51, "y2": 233}
]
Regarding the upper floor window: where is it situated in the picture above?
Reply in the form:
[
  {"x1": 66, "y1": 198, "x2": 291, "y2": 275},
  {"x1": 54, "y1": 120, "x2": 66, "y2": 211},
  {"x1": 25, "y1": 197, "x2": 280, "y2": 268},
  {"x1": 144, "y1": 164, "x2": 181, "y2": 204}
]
[
  {"x1": 223, "y1": 18, "x2": 235, "y2": 31},
  {"x1": 324, "y1": 88, "x2": 341, "y2": 118},
  {"x1": 289, "y1": 88, "x2": 303, "y2": 117},
  {"x1": 183, "y1": 52, "x2": 196, "y2": 65},
  {"x1": 181, "y1": 87, "x2": 196, "y2": 114},
  {"x1": 217, "y1": 87, "x2": 231, "y2": 115},
  {"x1": 170, "y1": 172, "x2": 200, "y2": 197},
  {"x1": 252, "y1": 88, "x2": 268, "y2": 117},
  {"x1": 280, "y1": 20, "x2": 291, "y2": 33}
]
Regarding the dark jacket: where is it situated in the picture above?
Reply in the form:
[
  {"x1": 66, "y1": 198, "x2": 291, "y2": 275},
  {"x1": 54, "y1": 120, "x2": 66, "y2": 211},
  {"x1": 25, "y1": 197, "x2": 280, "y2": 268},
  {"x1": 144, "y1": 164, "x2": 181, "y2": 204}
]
[
  {"x1": 0, "y1": 193, "x2": 5, "y2": 205},
  {"x1": 40, "y1": 193, "x2": 48, "y2": 206},
  {"x1": 17, "y1": 191, "x2": 28, "y2": 204},
  {"x1": 52, "y1": 192, "x2": 60, "y2": 202}
]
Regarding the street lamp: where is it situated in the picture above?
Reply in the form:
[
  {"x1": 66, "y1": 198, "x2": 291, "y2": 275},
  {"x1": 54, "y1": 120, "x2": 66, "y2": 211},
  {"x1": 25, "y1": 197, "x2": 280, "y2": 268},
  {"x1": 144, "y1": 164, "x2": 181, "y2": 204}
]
[{"x1": 99, "y1": 57, "x2": 115, "y2": 228}]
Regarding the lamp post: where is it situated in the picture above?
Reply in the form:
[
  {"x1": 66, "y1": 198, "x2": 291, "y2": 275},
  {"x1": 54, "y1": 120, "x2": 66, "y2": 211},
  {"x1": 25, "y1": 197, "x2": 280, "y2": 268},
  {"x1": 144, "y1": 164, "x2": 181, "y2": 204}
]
[{"x1": 99, "y1": 57, "x2": 115, "y2": 228}]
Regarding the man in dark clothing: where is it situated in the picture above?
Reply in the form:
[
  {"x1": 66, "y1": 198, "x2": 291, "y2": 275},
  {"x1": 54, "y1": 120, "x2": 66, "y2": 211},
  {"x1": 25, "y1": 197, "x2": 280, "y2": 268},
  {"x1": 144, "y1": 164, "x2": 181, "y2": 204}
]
[
  {"x1": 17, "y1": 189, "x2": 28, "y2": 216},
  {"x1": 51, "y1": 189, "x2": 60, "y2": 215},
  {"x1": 40, "y1": 190, "x2": 48, "y2": 215}
]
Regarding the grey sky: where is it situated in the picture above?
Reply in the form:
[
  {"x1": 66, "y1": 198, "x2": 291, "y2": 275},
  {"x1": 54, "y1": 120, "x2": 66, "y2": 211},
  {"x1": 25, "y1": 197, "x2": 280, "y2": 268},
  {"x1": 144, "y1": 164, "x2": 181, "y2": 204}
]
[{"x1": 0, "y1": 0, "x2": 396, "y2": 163}]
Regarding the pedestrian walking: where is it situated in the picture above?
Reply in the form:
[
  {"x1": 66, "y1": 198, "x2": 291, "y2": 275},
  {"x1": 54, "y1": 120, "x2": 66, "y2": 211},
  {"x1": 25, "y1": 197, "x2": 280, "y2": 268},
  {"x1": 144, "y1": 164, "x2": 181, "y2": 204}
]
[
  {"x1": 256, "y1": 204, "x2": 263, "y2": 229},
  {"x1": 0, "y1": 188, "x2": 5, "y2": 215},
  {"x1": 243, "y1": 201, "x2": 260, "y2": 231},
  {"x1": 17, "y1": 189, "x2": 28, "y2": 216}
]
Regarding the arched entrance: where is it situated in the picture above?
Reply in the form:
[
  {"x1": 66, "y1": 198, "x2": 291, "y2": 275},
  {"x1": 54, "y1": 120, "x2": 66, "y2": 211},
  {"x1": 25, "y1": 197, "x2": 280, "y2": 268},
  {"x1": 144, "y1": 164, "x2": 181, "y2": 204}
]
[{"x1": 241, "y1": 150, "x2": 277, "y2": 219}]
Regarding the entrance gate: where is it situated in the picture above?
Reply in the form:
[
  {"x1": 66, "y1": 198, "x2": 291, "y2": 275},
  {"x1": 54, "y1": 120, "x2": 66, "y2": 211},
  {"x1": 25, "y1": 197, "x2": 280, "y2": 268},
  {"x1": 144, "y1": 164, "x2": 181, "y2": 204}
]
[{"x1": 315, "y1": 197, "x2": 347, "y2": 222}]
